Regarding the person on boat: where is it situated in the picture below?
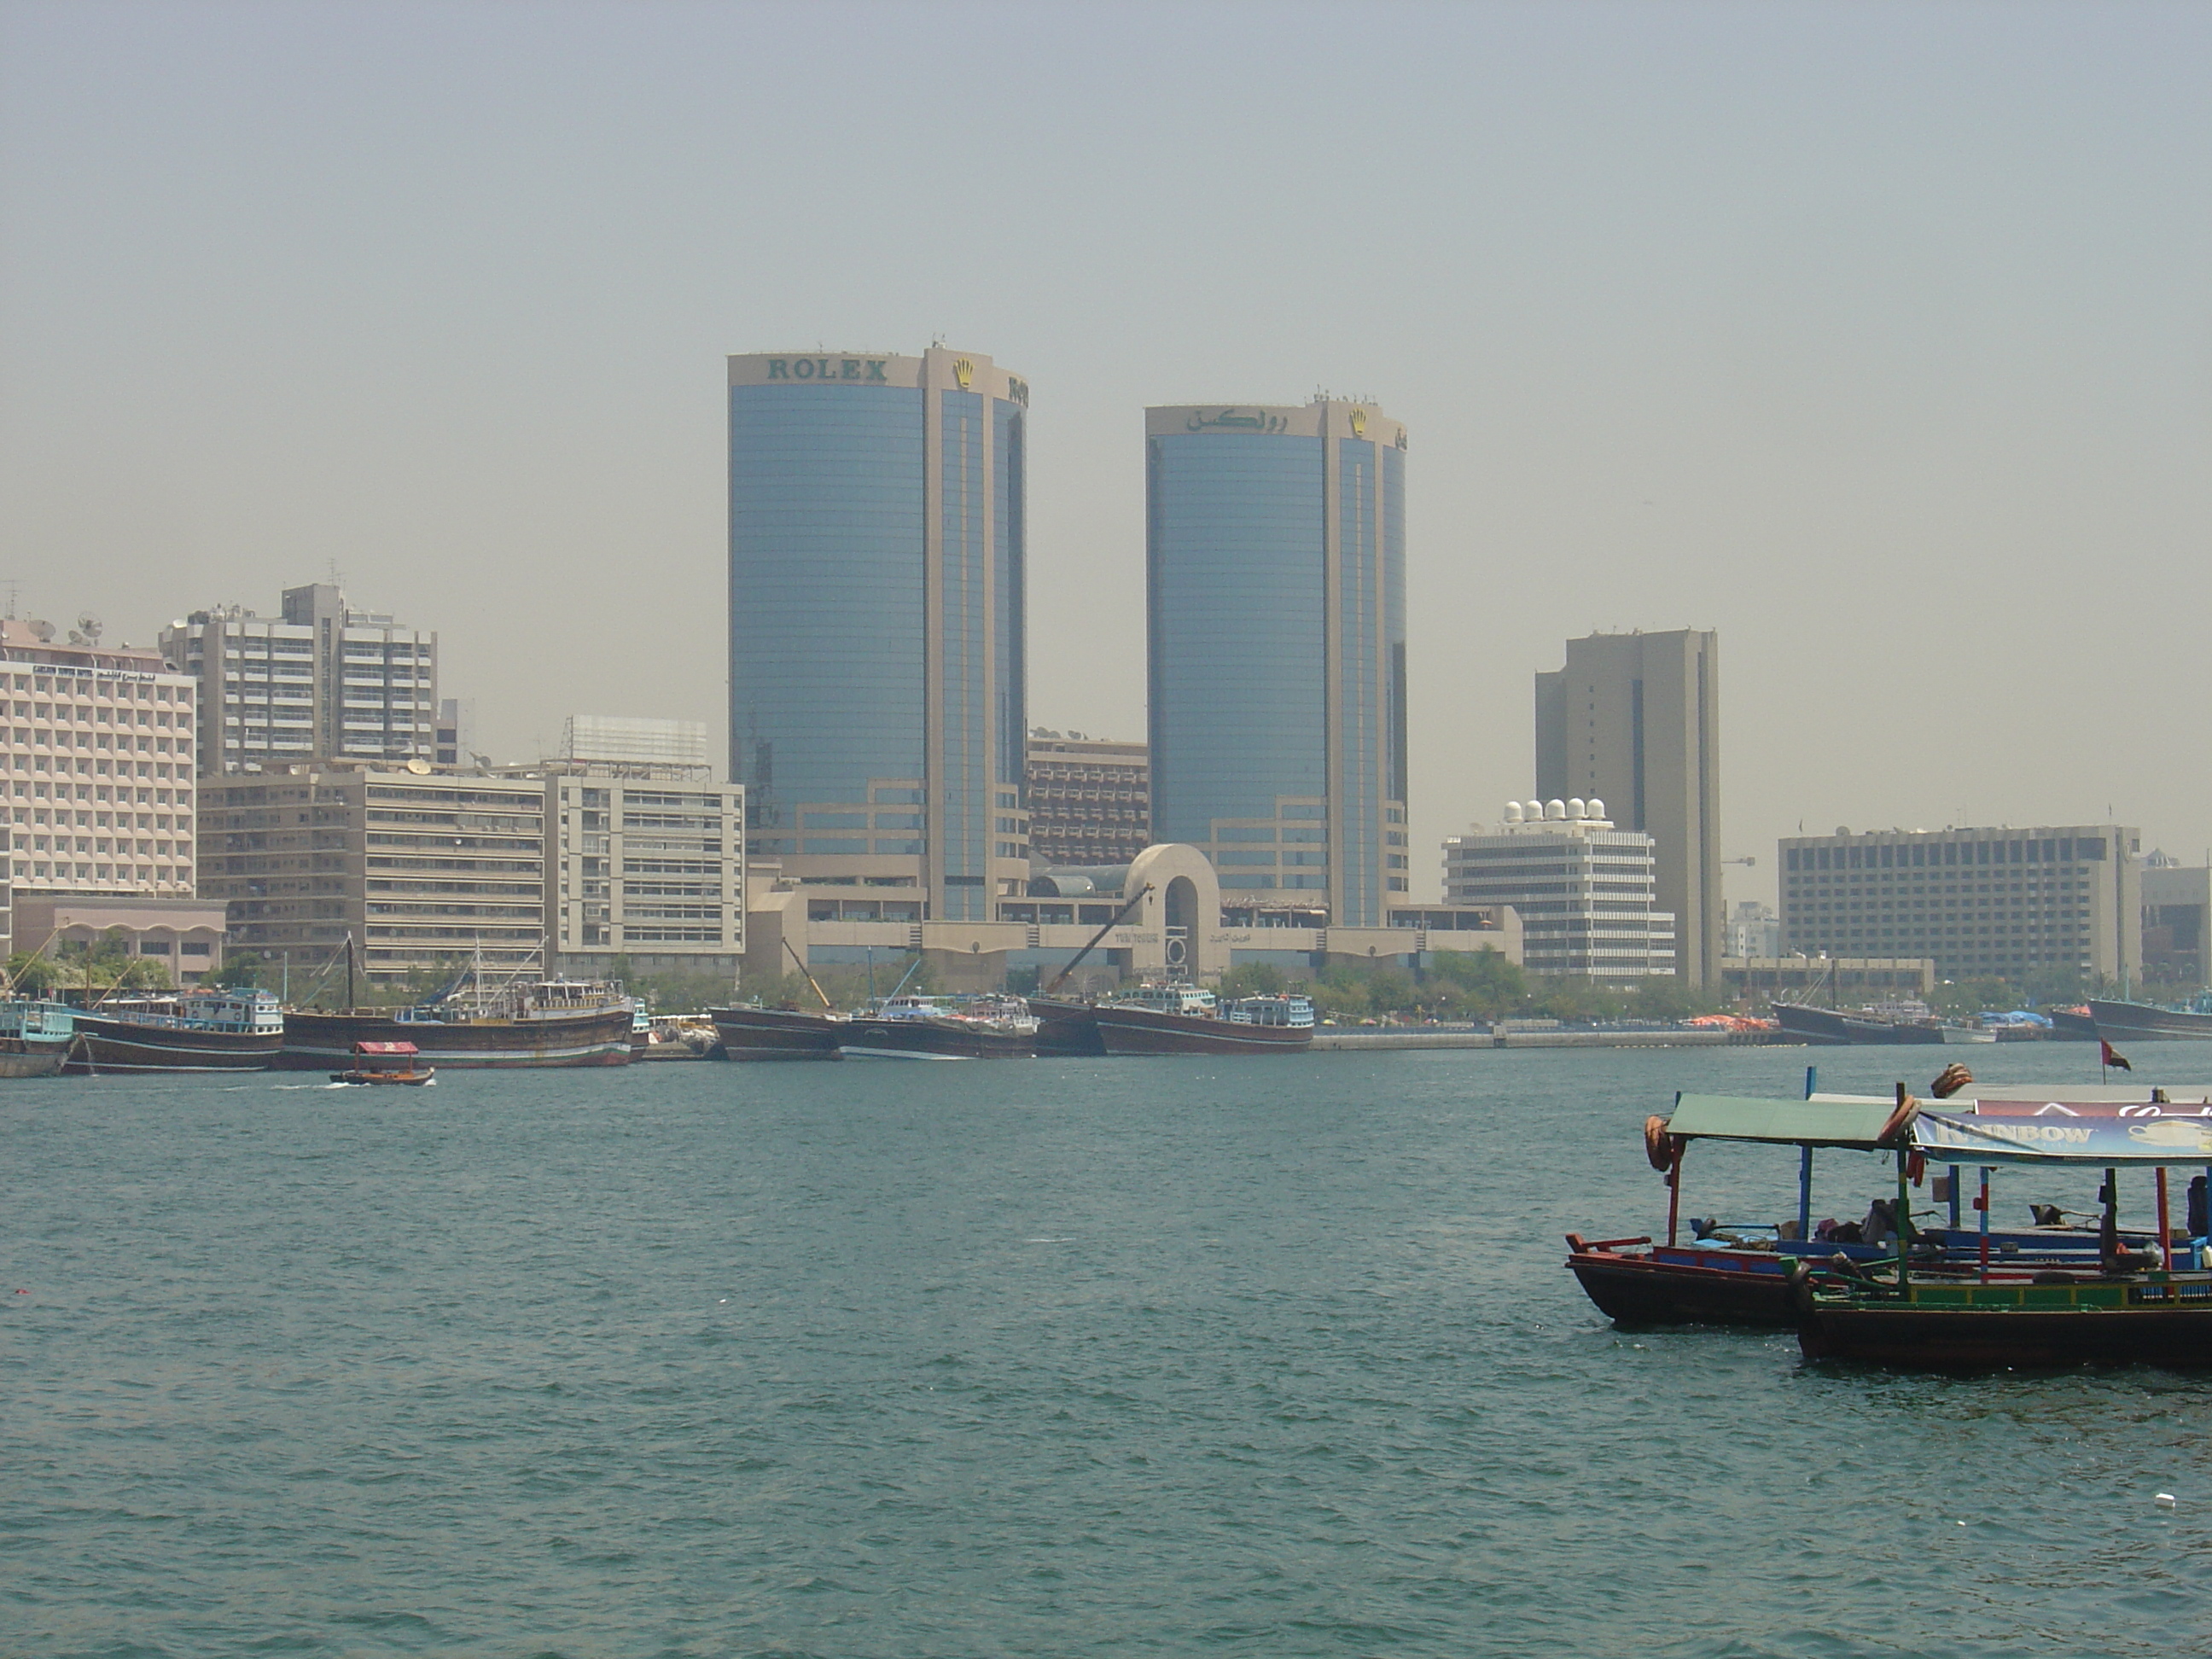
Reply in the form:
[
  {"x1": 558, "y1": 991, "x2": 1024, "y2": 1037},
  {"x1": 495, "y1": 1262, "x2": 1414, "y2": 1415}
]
[
  {"x1": 1859, "y1": 1198, "x2": 1898, "y2": 1249},
  {"x1": 2191, "y1": 1175, "x2": 2209, "y2": 1241}
]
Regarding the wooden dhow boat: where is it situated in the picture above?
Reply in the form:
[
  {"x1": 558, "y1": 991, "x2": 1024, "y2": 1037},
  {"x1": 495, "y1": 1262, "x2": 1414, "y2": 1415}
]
[
  {"x1": 707, "y1": 942, "x2": 848, "y2": 1060},
  {"x1": 1091, "y1": 985, "x2": 1316, "y2": 1056},
  {"x1": 838, "y1": 994, "x2": 1037, "y2": 1060},
  {"x1": 63, "y1": 987, "x2": 284, "y2": 1074},
  {"x1": 0, "y1": 999, "x2": 76, "y2": 1078},
  {"x1": 277, "y1": 940, "x2": 633, "y2": 1070}
]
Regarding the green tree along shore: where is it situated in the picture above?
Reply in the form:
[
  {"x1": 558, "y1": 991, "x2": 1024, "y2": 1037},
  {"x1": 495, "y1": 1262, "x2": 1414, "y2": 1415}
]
[{"x1": 5, "y1": 928, "x2": 173, "y2": 995}]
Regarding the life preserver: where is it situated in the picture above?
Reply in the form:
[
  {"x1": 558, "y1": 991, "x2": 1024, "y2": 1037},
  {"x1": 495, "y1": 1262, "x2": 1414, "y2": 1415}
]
[
  {"x1": 1877, "y1": 1093, "x2": 1920, "y2": 1148},
  {"x1": 1931, "y1": 1062, "x2": 1974, "y2": 1100},
  {"x1": 1644, "y1": 1114, "x2": 1683, "y2": 1173}
]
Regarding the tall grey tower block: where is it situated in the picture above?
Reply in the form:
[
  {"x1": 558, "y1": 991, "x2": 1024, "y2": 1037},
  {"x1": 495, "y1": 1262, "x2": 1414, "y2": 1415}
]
[{"x1": 1535, "y1": 629, "x2": 1720, "y2": 986}]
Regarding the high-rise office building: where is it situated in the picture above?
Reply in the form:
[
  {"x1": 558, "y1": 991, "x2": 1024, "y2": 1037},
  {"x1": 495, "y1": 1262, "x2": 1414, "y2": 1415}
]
[
  {"x1": 160, "y1": 584, "x2": 439, "y2": 774},
  {"x1": 1146, "y1": 399, "x2": 1409, "y2": 926},
  {"x1": 1778, "y1": 823, "x2": 2140, "y2": 987},
  {"x1": 1534, "y1": 629, "x2": 1720, "y2": 985},
  {"x1": 728, "y1": 348, "x2": 1029, "y2": 923}
]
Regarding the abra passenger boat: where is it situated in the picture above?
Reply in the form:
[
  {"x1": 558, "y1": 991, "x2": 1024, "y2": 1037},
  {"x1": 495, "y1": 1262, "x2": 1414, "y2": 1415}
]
[
  {"x1": 1797, "y1": 1103, "x2": 2212, "y2": 1368},
  {"x1": 63, "y1": 988, "x2": 284, "y2": 1074},
  {"x1": 1091, "y1": 985, "x2": 1315, "y2": 1057},
  {"x1": 0, "y1": 999, "x2": 75, "y2": 1078}
]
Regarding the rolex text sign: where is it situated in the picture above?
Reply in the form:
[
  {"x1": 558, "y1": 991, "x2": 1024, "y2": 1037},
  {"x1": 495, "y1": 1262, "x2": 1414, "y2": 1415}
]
[{"x1": 765, "y1": 358, "x2": 891, "y2": 381}]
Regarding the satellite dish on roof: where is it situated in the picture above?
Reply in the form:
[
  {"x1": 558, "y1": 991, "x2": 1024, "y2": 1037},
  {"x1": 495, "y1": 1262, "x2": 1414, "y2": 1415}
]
[
  {"x1": 69, "y1": 610, "x2": 103, "y2": 646},
  {"x1": 405, "y1": 758, "x2": 432, "y2": 775}
]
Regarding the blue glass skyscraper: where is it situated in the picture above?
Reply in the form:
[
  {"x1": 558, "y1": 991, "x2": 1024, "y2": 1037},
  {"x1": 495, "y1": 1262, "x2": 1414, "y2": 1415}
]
[
  {"x1": 1146, "y1": 400, "x2": 1409, "y2": 927},
  {"x1": 729, "y1": 349, "x2": 1028, "y2": 923}
]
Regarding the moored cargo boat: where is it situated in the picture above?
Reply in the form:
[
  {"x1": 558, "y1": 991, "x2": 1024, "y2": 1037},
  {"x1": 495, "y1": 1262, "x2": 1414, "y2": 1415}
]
[
  {"x1": 62, "y1": 988, "x2": 284, "y2": 1074},
  {"x1": 1772, "y1": 1001, "x2": 1947, "y2": 1045},
  {"x1": 0, "y1": 999, "x2": 75, "y2": 1078},
  {"x1": 2088, "y1": 995, "x2": 2212, "y2": 1043},
  {"x1": 707, "y1": 1004, "x2": 847, "y2": 1061},
  {"x1": 838, "y1": 995, "x2": 1037, "y2": 1060},
  {"x1": 1027, "y1": 996, "x2": 1106, "y2": 1057},
  {"x1": 1092, "y1": 987, "x2": 1314, "y2": 1056},
  {"x1": 279, "y1": 978, "x2": 634, "y2": 1069}
]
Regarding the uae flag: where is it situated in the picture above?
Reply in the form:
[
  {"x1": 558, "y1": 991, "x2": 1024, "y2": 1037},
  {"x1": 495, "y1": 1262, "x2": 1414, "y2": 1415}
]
[{"x1": 2101, "y1": 1040, "x2": 2133, "y2": 1072}]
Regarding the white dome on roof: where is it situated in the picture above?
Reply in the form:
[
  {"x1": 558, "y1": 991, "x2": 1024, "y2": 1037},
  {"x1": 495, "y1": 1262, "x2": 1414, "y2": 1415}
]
[
  {"x1": 1545, "y1": 799, "x2": 1567, "y2": 821},
  {"x1": 1586, "y1": 797, "x2": 1605, "y2": 820},
  {"x1": 1504, "y1": 801, "x2": 1523, "y2": 824},
  {"x1": 1568, "y1": 798, "x2": 1586, "y2": 819}
]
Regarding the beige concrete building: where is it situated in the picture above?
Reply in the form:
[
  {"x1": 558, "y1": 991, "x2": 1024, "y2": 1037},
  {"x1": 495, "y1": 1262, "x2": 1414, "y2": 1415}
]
[
  {"x1": 199, "y1": 767, "x2": 547, "y2": 983},
  {"x1": 1535, "y1": 629, "x2": 1720, "y2": 986},
  {"x1": 12, "y1": 894, "x2": 228, "y2": 982},
  {"x1": 199, "y1": 761, "x2": 744, "y2": 987},
  {"x1": 0, "y1": 618, "x2": 200, "y2": 961},
  {"x1": 1719, "y1": 955, "x2": 1936, "y2": 1003},
  {"x1": 545, "y1": 773, "x2": 743, "y2": 979},
  {"x1": 1024, "y1": 732, "x2": 1150, "y2": 865},
  {"x1": 2142, "y1": 857, "x2": 2209, "y2": 988},
  {"x1": 749, "y1": 841, "x2": 1520, "y2": 996},
  {"x1": 161, "y1": 583, "x2": 438, "y2": 774},
  {"x1": 1779, "y1": 824, "x2": 2140, "y2": 987}
]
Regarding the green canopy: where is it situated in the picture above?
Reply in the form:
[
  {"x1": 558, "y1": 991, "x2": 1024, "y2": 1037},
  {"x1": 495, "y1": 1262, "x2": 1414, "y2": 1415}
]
[{"x1": 1664, "y1": 1093, "x2": 1898, "y2": 1150}]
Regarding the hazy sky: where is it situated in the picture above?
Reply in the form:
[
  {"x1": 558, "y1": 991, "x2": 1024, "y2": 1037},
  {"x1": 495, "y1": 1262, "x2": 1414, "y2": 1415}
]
[{"x1": 4, "y1": 1, "x2": 2207, "y2": 907}]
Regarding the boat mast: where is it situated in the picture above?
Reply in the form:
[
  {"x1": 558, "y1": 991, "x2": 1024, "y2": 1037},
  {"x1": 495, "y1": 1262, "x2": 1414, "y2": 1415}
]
[
  {"x1": 1042, "y1": 883, "x2": 1155, "y2": 997},
  {"x1": 782, "y1": 936, "x2": 835, "y2": 1010},
  {"x1": 346, "y1": 932, "x2": 357, "y2": 1013}
]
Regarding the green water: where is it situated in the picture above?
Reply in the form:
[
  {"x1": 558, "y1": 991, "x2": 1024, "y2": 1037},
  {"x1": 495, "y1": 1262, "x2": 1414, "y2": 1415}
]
[{"x1": 5, "y1": 1044, "x2": 2205, "y2": 1656}]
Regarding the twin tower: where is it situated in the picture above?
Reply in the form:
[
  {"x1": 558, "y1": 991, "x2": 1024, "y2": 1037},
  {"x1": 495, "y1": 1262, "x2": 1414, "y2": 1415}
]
[{"x1": 727, "y1": 347, "x2": 1409, "y2": 928}]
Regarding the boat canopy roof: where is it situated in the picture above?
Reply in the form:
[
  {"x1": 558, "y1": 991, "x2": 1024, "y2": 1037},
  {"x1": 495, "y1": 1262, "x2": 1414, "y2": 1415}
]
[
  {"x1": 1911, "y1": 1107, "x2": 2212, "y2": 1167},
  {"x1": 354, "y1": 1040, "x2": 420, "y2": 1056},
  {"x1": 1665, "y1": 1093, "x2": 1897, "y2": 1150}
]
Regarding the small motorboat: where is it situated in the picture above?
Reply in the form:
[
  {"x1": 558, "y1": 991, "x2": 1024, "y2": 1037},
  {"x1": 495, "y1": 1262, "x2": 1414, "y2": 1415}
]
[{"x1": 330, "y1": 1040, "x2": 436, "y2": 1086}]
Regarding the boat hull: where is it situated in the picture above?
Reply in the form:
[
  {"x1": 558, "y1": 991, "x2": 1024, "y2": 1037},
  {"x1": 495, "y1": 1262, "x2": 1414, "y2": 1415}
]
[
  {"x1": 276, "y1": 1009, "x2": 634, "y2": 1069},
  {"x1": 838, "y1": 1017, "x2": 1034, "y2": 1060},
  {"x1": 1798, "y1": 1287, "x2": 2212, "y2": 1369},
  {"x1": 1027, "y1": 998, "x2": 1106, "y2": 1057},
  {"x1": 64, "y1": 1015, "x2": 282, "y2": 1074},
  {"x1": 707, "y1": 1005, "x2": 847, "y2": 1062},
  {"x1": 1568, "y1": 1249, "x2": 1799, "y2": 1328},
  {"x1": 2047, "y1": 1008, "x2": 2100, "y2": 1043},
  {"x1": 1772, "y1": 1003, "x2": 1945, "y2": 1045},
  {"x1": 2089, "y1": 998, "x2": 2212, "y2": 1043},
  {"x1": 0, "y1": 1047, "x2": 66, "y2": 1078},
  {"x1": 1092, "y1": 1004, "x2": 1313, "y2": 1056}
]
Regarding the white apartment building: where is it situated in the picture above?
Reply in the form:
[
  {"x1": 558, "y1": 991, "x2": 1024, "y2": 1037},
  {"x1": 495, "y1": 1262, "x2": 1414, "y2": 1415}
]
[
  {"x1": 1443, "y1": 798, "x2": 1676, "y2": 978},
  {"x1": 0, "y1": 617, "x2": 200, "y2": 958},
  {"x1": 547, "y1": 773, "x2": 744, "y2": 978},
  {"x1": 160, "y1": 583, "x2": 438, "y2": 774}
]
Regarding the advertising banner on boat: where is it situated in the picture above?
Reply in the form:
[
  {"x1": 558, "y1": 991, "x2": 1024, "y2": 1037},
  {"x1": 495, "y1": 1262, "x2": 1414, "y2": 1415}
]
[{"x1": 1914, "y1": 1108, "x2": 2212, "y2": 1166}]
